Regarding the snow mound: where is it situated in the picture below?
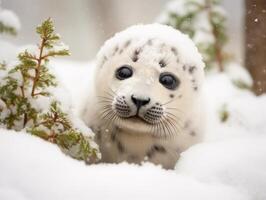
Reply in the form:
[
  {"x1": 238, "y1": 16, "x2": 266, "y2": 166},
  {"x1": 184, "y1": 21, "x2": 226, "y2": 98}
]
[
  {"x1": 0, "y1": 129, "x2": 248, "y2": 200},
  {"x1": 204, "y1": 72, "x2": 266, "y2": 141},
  {"x1": 0, "y1": 7, "x2": 21, "y2": 31},
  {"x1": 176, "y1": 136, "x2": 266, "y2": 200},
  {"x1": 0, "y1": 40, "x2": 17, "y2": 61},
  {"x1": 1, "y1": 59, "x2": 266, "y2": 200}
]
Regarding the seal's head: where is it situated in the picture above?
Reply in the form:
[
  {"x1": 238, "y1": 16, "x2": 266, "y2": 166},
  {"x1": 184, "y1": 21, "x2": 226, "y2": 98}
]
[{"x1": 93, "y1": 24, "x2": 205, "y2": 137}]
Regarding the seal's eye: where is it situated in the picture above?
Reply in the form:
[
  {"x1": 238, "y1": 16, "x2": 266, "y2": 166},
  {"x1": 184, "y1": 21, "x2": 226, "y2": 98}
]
[
  {"x1": 116, "y1": 65, "x2": 133, "y2": 80},
  {"x1": 159, "y1": 72, "x2": 179, "y2": 90}
]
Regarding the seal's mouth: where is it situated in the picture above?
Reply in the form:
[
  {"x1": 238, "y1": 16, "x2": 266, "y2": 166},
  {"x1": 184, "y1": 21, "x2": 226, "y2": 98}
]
[
  {"x1": 127, "y1": 115, "x2": 148, "y2": 124},
  {"x1": 122, "y1": 114, "x2": 156, "y2": 125}
]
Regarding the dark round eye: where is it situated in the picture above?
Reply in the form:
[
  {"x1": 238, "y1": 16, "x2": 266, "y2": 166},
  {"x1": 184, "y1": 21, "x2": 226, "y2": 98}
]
[
  {"x1": 115, "y1": 65, "x2": 133, "y2": 80},
  {"x1": 159, "y1": 72, "x2": 179, "y2": 90}
]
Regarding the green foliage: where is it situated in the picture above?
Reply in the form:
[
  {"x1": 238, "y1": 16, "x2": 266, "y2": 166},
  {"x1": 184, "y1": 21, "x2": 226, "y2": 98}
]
[
  {"x1": 0, "y1": 21, "x2": 17, "y2": 35},
  {"x1": 0, "y1": 18, "x2": 100, "y2": 163},
  {"x1": 162, "y1": 0, "x2": 229, "y2": 71},
  {"x1": 219, "y1": 104, "x2": 229, "y2": 123},
  {"x1": 232, "y1": 79, "x2": 252, "y2": 90},
  {"x1": 168, "y1": 12, "x2": 196, "y2": 38},
  {"x1": 0, "y1": 62, "x2": 6, "y2": 70},
  {"x1": 28, "y1": 101, "x2": 99, "y2": 162}
]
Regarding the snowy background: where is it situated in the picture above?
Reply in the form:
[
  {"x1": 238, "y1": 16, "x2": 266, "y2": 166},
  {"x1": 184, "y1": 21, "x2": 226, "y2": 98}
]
[
  {"x1": 2, "y1": 0, "x2": 243, "y2": 62},
  {"x1": 1, "y1": 1, "x2": 266, "y2": 200}
]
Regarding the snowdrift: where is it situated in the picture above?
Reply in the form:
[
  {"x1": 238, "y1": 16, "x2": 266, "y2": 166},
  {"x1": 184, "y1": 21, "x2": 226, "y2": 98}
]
[{"x1": 1, "y1": 60, "x2": 266, "y2": 200}]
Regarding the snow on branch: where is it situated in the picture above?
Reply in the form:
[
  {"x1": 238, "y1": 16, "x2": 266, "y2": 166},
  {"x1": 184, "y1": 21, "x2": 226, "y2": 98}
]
[
  {"x1": 0, "y1": 5, "x2": 20, "y2": 35},
  {"x1": 0, "y1": 18, "x2": 100, "y2": 163}
]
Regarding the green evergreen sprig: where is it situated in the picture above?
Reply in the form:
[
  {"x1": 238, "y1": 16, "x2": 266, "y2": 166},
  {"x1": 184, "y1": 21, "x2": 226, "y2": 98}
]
[
  {"x1": 29, "y1": 101, "x2": 99, "y2": 162},
  {"x1": 0, "y1": 21, "x2": 17, "y2": 35},
  {"x1": 162, "y1": 0, "x2": 229, "y2": 71},
  {"x1": 0, "y1": 62, "x2": 6, "y2": 70},
  {"x1": 0, "y1": 18, "x2": 100, "y2": 163}
]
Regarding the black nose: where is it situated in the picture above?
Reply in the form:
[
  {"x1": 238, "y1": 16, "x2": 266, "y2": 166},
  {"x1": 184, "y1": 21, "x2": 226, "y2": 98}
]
[{"x1": 131, "y1": 95, "x2": 150, "y2": 108}]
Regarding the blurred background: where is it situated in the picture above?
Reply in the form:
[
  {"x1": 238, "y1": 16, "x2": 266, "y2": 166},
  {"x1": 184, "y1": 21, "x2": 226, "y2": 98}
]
[{"x1": 2, "y1": 0, "x2": 243, "y2": 62}]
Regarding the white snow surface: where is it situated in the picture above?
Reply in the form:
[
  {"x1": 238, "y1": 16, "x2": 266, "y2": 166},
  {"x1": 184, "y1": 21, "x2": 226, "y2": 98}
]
[
  {"x1": 0, "y1": 129, "x2": 248, "y2": 200},
  {"x1": 0, "y1": 58, "x2": 266, "y2": 200},
  {"x1": 0, "y1": 6, "x2": 21, "y2": 31}
]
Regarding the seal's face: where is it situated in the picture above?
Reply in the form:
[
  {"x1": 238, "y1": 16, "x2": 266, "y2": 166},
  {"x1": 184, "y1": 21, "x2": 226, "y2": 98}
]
[{"x1": 93, "y1": 25, "x2": 204, "y2": 138}]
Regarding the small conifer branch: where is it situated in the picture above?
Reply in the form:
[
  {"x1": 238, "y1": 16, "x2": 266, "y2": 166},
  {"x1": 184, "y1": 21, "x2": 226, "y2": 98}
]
[
  {"x1": 19, "y1": 85, "x2": 28, "y2": 127},
  {"x1": 23, "y1": 52, "x2": 38, "y2": 61},
  {"x1": 31, "y1": 38, "x2": 46, "y2": 97},
  {"x1": 0, "y1": 22, "x2": 17, "y2": 36},
  {"x1": 0, "y1": 62, "x2": 6, "y2": 70},
  {"x1": 162, "y1": 0, "x2": 228, "y2": 70},
  {"x1": 0, "y1": 18, "x2": 100, "y2": 162},
  {"x1": 19, "y1": 70, "x2": 28, "y2": 127}
]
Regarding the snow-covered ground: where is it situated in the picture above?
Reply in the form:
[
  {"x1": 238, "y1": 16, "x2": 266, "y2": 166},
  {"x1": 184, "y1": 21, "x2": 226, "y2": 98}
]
[
  {"x1": 1, "y1": 59, "x2": 266, "y2": 200},
  {"x1": 1, "y1": 2, "x2": 266, "y2": 199}
]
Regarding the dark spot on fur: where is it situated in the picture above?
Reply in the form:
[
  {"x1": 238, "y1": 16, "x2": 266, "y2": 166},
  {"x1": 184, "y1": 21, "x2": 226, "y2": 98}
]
[
  {"x1": 96, "y1": 131, "x2": 101, "y2": 142},
  {"x1": 124, "y1": 40, "x2": 131, "y2": 48},
  {"x1": 153, "y1": 145, "x2": 166, "y2": 153},
  {"x1": 117, "y1": 140, "x2": 125, "y2": 153},
  {"x1": 183, "y1": 65, "x2": 186, "y2": 71},
  {"x1": 193, "y1": 86, "x2": 198, "y2": 91},
  {"x1": 132, "y1": 55, "x2": 138, "y2": 62},
  {"x1": 189, "y1": 66, "x2": 196, "y2": 74},
  {"x1": 147, "y1": 150, "x2": 154, "y2": 158},
  {"x1": 111, "y1": 132, "x2": 116, "y2": 142},
  {"x1": 114, "y1": 125, "x2": 122, "y2": 133},
  {"x1": 147, "y1": 39, "x2": 153, "y2": 46},
  {"x1": 184, "y1": 120, "x2": 190, "y2": 129},
  {"x1": 191, "y1": 79, "x2": 196, "y2": 83},
  {"x1": 132, "y1": 49, "x2": 141, "y2": 62},
  {"x1": 112, "y1": 46, "x2": 119, "y2": 56},
  {"x1": 135, "y1": 48, "x2": 141, "y2": 55},
  {"x1": 171, "y1": 47, "x2": 178, "y2": 55},
  {"x1": 91, "y1": 126, "x2": 101, "y2": 141},
  {"x1": 119, "y1": 49, "x2": 123, "y2": 54},
  {"x1": 169, "y1": 94, "x2": 175, "y2": 98},
  {"x1": 147, "y1": 145, "x2": 166, "y2": 158},
  {"x1": 190, "y1": 131, "x2": 196, "y2": 136},
  {"x1": 159, "y1": 59, "x2": 166, "y2": 68}
]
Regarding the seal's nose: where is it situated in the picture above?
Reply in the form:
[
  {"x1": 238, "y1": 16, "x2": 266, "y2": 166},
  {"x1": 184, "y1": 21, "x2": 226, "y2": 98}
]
[{"x1": 131, "y1": 95, "x2": 150, "y2": 109}]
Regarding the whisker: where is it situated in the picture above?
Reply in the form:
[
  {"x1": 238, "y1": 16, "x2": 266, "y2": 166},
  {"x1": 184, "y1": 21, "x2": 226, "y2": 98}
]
[
  {"x1": 165, "y1": 117, "x2": 180, "y2": 135},
  {"x1": 166, "y1": 115, "x2": 182, "y2": 133},
  {"x1": 108, "y1": 87, "x2": 118, "y2": 96},
  {"x1": 97, "y1": 97, "x2": 113, "y2": 101},
  {"x1": 162, "y1": 99, "x2": 175, "y2": 106}
]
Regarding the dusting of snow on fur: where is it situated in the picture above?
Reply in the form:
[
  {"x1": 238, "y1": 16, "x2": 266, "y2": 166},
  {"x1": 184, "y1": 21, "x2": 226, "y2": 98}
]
[{"x1": 96, "y1": 23, "x2": 205, "y2": 70}]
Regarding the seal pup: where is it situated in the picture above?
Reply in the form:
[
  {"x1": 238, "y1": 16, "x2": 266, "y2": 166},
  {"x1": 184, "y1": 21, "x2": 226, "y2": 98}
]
[{"x1": 83, "y1": 24, "x2": 205, "y2": 169}]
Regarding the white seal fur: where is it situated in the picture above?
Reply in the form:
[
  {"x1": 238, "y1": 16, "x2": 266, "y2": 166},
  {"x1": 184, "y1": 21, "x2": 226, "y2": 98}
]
[{"x1": 83, "y1": 24, "x2": 205, "y2": 169}]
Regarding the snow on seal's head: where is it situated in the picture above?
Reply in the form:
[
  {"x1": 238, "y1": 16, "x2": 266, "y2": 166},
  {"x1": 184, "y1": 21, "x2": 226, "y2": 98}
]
[{"x1": 90, "y1": 23, "x2": 205, "y2": 137}]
